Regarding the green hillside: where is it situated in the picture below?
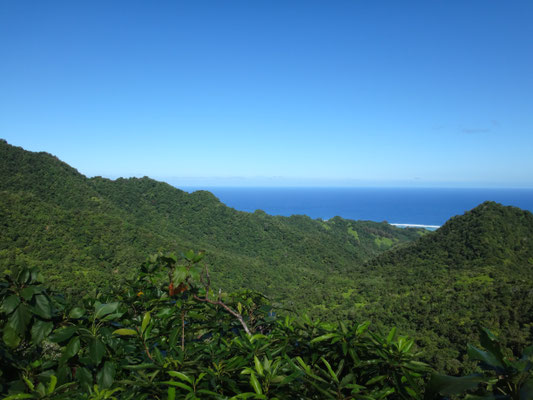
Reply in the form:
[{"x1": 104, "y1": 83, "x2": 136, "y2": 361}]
[
  {"x1": 2, "y1": 139, "x2": 532, "y2": 376},
  {"x1": 0, "y1": 139, "x2": 423, "y2": 313},
  {"x1": 348, "y1": 202, "x2": 533, "y2": 372}
]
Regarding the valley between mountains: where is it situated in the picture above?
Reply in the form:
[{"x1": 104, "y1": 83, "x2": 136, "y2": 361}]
[{"x1": 1, "y1": 139, "x2": 532, "y2": 375}]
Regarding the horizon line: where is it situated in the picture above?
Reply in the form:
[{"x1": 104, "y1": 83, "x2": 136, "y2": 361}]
[{"x1": 173, "y1": 184, "x2": 533, "y2": 190}]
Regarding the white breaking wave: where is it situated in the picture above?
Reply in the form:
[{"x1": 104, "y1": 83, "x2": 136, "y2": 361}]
[{"x1": 391, "y1": 223, "x2": 441, "y2": 229}]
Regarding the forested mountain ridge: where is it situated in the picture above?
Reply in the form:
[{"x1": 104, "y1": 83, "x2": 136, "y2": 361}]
[
  {"x1": 0, "y1": 139, "x2": 181, "y2": 295},
  {"x1": 354, "y1": 201, "x2": 533, "y2": 372},
  {"x1": 2, "y1": 139, "x2": 532, "y2": 375},
  {"x1": 371, "y1": 200, "x2": 533, "y2": 269},
  {"x1": 0, "y1": 139, "x2": 423, "y2": 310}
]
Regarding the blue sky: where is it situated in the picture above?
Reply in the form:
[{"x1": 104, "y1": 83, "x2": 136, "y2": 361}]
[{"x1": 1, "y1": 1, "x2": 532, "y2": 187}]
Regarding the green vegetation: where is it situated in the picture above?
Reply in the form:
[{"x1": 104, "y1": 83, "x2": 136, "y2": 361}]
[
  {"x1": 373, "y1": 236, "x2": 395, "y2": 249},
  {"x1": 352, "y1": 201, "x2": 533, "y2": 373},
  {"x1": 0, "y1": 139, "x2": 424, "y2": 313},
  {"x1": 347, "y1": 226, "x2": 359, "y2": 241},
  {"x1": 1, "y1": 139, "x2": 533, "y2": 393},
  {"x1": 2, "y1": 257, "x2": 531, "y2": 399}
]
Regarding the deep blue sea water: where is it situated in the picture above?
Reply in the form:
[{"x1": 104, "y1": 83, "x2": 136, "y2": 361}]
[{"x1": 179, "y1": 187, "x2": 533, "y2": 227}]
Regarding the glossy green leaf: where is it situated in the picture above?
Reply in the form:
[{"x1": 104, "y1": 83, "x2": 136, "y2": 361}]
[
  {"x1": 61, "y1": 336, "x2": 81, "y2": 362},
  {"x1": 35, "y1": 383, "x2": 47, "y2": 397},
  {"x1": 479, "y1": 328, "x2": 504, "y2": 365},
  {"x1": 193, "y1": 252, "x2": 204, "y2": 262},
  {"x1": 295, "y1": 356, "x2": 310, "y2": 372},
  {"x1": 112, "y1": 328, "x2": 137, "y2": 336},
  {"x1": 172, "y1": 265, "x2": 189, "y2": 284},
  {"x1": 356, "y1": 321, "x2": 371, "y2": 335},
  {"x1": 168, "y1": 371, "x2": 193, "y2": 384},
  {"x1": 189, "y1": 265, "x2": 202, "y2": 281},
  {"x1": 23, "y1": 376, "x2": 35, "y2": 391},
  {"x1": 32, "y1": 294, "x2": 52, "y2": 319},
  {"x1": 3, "y1": 324, "x2": 21, "y2": 348},
  {"x1": 168, "y1": 387, "x2": 176, "y2": 400},
  {"x1": 89, "y1": 338, "x2": 106, "y2": 365},
  {"x1": 250, "y1": 372, "x2": 263, "y2": 395},
  {"x1": 426, "y1": 373, "x2": 484, "y2": 396},
  {"x1": 17, "y1": 269, "x2": 30, "y2": 284},
  {"x1": 196, "y1": 372, "x2": 206, "y2": 385},
  {"x1": 387, "y1": 327, "x2": 397, "y2": 344},
  {"x1": 49, "y1": 326, "x2": 77, "y2": 343},
  {"x1": 161, "y1": 254, "x2": 177, "y2": 264},
  {"x1": 31, "y1": 319, "x2": 53, "y2": 344},
  {"x1": 467, "y1": 344, "x2": 505, "y2": 370},
  {"x1": 366, "y1": 375, "x2": 386, "y2": 385},
  {"x1": 75, "y1": 366, "x2": 92, "y2": 392},
  {"x1": 29, "y1": 268, "x2": 43, "y2": 283},
  {"x1": 184, "y1": 249, "x2": 195, "y2": 261},
  {"x1": 96, "y1": 361, "x2": 116, "y2": 389},
  {"x1": 141, "y1": 311, "x2": 151, "y2": 335},
  {"x1": 31, "y1": 381, "x2": 45, "y2": 396},
  {"x1": 169, "y1": 326, "x2": 180, "y2": 348},
  {"x1": 310, "y1": 333, "x2": 337, "y2": 344},
  {"x1": 69, "y1": 307, "x2": 85, "y2": 319},
  {"x1": 47, "y1": 375, "x2": 57, "y2": 394},
  {"x1": 321, "y1": 357, "x2": 339, "y2": 383},
  {"x1": 404, "y1": 387, "x2": 417, "y2": 397},
  {"x1": 1, "y1": 295, "x2": 20, "y2": 315},
  {"x1": 250, "y1": 334, "x2": 268, "y2": 343},
  {"x1": 379, "y1": 387, "x2": 395, "y2": 397},
  {"x1": 156, "y1": 307, "x2": 173, "y2": 318},
  {"x1": 101, "y1": 311, "x2": 123, "y2": 321},
  {"x1": 56, "y1": 364, "x2": 71, "y2": 385},
  {"x1": 94, "y1": 302, "x2": 119, "y2": 319},
  {"x1": 8, "y1": 303, "x2": 32, "y2": 336},
  {"x1": 20, "y1": 287, "x2": 38, "y2": 301},
  {"x1": 254, "y1": 356, "x2": 264, "y2": 377},
  {"x1": 280, "y1": 370, "x2": 305, "y2": 385},
  {"x1": 407, "y1": 360, "x2": 430, "y2": 370}
]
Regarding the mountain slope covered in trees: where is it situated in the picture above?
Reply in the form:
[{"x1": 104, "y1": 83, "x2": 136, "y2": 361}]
[
  {"x1": 348, "y1": 201, "x2": 533, "y2": 372},
  {"x1": 0, "y1": 139, "x2": 423, "y2": 311},
  {"x1": 1, "y1": 139, "x2": 532, "y2": 375}
]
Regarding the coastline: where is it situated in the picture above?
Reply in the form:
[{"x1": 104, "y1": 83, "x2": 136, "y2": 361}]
[
  {"x1": 391, "y1": 223, "x2": 440, "y2": 231},
  {"x1": 178, "y1": 186, "x2": 533, "y2": 228}
]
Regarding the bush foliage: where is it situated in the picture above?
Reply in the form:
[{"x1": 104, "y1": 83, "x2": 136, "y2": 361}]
[{"x1": 2, "y1": 252, "x2": 532, "y2": 399}]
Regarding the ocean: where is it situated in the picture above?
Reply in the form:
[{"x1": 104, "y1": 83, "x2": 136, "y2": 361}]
[{"x1": 178, "y1": 187, "x2": 533, "y2": 227}]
